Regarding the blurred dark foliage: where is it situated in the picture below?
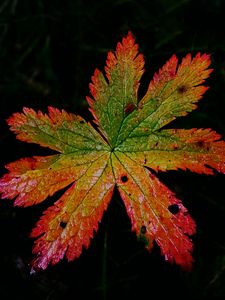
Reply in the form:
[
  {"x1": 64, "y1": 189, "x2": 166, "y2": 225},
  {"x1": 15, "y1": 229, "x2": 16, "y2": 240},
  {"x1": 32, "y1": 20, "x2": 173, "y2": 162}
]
[{"x1": 0, "y1": 0, "x2": 225, "y2": 298}]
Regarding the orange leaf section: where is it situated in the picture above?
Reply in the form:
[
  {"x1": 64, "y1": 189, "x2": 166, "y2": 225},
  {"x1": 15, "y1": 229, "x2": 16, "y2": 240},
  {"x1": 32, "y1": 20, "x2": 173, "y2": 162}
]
[
  {"x1": 137, "y1": 53, "x2": 212, "y2": 132},
  {"x1": 0, "y1": 152, "x2": 105, "y2": 207},
  {"x1": 117, "y1": 128, "x2": 225, "y2": 174},
  {"x1": 112, "y1": 152, "x2": 196, "y2": 270},
  {"x1": 105, "y1": 31, "x2": 144, "y2": 89},
  {"x1": 30, "y1": 152, "x2": 115, "y2": 271},
  {"x1": 143, "y1": 53, "x2": 211, "y2": 101}
]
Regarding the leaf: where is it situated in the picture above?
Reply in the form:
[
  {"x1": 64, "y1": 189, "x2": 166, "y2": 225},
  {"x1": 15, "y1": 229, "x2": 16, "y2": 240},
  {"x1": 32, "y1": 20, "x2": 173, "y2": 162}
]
[
  {"x1": 112, "y1": 152, "x2": 196, "y2": 270},
  {"x1": 0, "y1": 32, "x2": 225, "y2": 271},
  {"x1": 0, "y1": 152, "x2": 107, "y2": 207},
  {"x1": 115, "y1": 52, "x2": 212, "y2": 146},
  {"x1": 31, "y1": 152, "x2": 114, "y2": 270},
  {"x1": 116, "y1": 128, "x2": 225, "y2": 174},
  {"x1": 87, "y1": 31, "x2": 144, "y2": 146},
  {"x1": 8, "y1": 106, "x2": 108, "y2": 152}
]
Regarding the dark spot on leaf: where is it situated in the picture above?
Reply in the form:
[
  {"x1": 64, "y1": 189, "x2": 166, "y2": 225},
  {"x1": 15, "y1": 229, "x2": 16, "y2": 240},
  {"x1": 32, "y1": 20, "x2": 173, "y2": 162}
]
[
  {"x1": 173, "y1": 145, "x2": 178, "y2": 150},
  {"x1": 60, "y1": 221, "x2": 67, "y2": 229},
  {"x1": 155, "y1": 142, "x2": 159, "y2": 147},
  {"x1": 141, "y1": 225, "x2": 147, "y2": 234},
  {"x1": 129, "y1": 193, "x2": 131, "y2": 196},
  {"x1": 144, "y1": 158, "x2": 147, "y2": 164},
  {"x1": 177, "y1": 85, "x2": 188, "y2": 94},
  {"x1": 124, "y1": 103, "x2": 136, "y2": 115},
  {"x1": 121, "y1": 175, "x2": 128, "y2": 183},
  {"x1": 168, "y1": 204, "x2": 180, "y2": 215},
  {"x1": 197, "y1": 140, "x2": 204, "y2": 147}
]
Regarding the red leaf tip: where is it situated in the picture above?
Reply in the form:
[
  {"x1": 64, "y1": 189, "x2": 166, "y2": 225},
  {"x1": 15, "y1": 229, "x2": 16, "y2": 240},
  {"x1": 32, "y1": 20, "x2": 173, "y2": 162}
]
[{"x1": 122, "y1": 31, "x2": 135, "y2": 45}]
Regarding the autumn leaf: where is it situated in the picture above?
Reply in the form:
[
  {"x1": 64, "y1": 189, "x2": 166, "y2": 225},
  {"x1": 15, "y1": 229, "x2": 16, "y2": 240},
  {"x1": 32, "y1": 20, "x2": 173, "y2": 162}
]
[{"x1": 0, "y1": 32, "x2": 225, "y2": 272}]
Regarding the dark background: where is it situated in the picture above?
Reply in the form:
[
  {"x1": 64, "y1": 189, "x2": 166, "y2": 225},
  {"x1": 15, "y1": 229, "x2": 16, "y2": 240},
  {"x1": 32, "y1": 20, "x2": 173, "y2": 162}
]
[{"x1": 0, "y1": 0, "x2": 225, "y2": 298}]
